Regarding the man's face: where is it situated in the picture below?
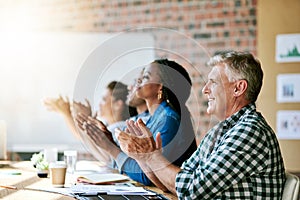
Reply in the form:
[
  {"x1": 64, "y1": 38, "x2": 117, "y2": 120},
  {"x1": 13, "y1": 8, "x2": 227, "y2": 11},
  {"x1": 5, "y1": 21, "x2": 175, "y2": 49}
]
[{"x1": 202, "y1": 65, "x2": 236, "y2": 120}]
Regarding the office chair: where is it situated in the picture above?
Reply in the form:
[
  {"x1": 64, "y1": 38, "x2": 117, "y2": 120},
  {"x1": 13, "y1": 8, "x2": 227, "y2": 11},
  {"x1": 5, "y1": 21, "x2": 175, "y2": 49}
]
[{"x1": 282, "y1": 172, "x2": 300, "y2": 200}]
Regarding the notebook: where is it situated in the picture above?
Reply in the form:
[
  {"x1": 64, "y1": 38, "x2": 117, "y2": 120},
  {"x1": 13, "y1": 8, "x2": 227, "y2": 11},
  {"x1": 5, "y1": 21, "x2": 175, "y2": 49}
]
[{"x1": 76, "y1": 173, "x2": 130, "y2": 184}]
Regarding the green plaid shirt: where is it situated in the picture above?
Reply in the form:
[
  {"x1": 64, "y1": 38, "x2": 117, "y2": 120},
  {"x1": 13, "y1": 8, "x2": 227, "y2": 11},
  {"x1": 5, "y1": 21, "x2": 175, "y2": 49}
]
[{"x1": 176, "y1": 103, "x2": 285, "y2": 199}]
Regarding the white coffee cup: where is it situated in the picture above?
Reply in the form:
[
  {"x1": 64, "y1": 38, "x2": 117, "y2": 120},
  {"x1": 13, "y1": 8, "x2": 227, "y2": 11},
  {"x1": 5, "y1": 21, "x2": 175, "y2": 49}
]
[{"x1": 49, "y1": 161, "x2": 67, "y2": 187}]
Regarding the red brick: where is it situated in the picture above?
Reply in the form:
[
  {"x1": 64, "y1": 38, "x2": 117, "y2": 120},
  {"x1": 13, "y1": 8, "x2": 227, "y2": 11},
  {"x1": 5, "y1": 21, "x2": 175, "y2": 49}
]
[{"x1": 2, "y1": 0, "x2": 257, "y2": 140}]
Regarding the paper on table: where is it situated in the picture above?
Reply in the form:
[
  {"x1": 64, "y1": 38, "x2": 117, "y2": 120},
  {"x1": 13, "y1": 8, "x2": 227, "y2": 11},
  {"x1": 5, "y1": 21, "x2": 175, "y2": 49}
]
[
  {"x1": 28, "y1": 183, "x2": 156, "y2": 197},
  {"x1": 107, "y1": 187, "x2": 156, "y2": 195},
  {"x1": 76, "y1": 173, "x2": 129, "y2": 184},
  {"x1": 70, "y1": 184, "x2": 156, "y2": 196}
]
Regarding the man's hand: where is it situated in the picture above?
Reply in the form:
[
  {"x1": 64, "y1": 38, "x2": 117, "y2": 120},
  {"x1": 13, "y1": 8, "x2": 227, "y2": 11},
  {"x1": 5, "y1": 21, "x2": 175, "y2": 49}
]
[
  {"x1": 116, "y1": 118, "x2": 162, "y2": 163},
  {"x1": 43, "y1": 95, "x2": 71, "y2": 115},
  {"x1": 75, "y1": 113, "x2": 116, "y2": 150},
  {"x1": 118, "y1": 119, "x2": 179, "y2": 195},
  {"x1": 86, "y1": 116, "x2": 115, "y2": 144},
  {"x1": 72, "y1": 99, "x2": 92, "y2": 118}
]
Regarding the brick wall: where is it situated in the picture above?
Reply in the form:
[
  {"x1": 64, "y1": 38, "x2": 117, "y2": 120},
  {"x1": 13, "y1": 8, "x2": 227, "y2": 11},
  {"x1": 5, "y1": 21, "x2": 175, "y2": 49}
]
[{"x1": 2, "y1": 0, "x2": 257, "y2": 143}]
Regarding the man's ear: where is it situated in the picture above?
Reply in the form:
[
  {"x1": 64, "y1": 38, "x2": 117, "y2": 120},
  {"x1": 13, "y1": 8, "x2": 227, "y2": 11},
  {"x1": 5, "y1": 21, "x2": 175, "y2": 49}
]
[{"x1": 234, "y1": 79, "x2": 248, "y2": 97}]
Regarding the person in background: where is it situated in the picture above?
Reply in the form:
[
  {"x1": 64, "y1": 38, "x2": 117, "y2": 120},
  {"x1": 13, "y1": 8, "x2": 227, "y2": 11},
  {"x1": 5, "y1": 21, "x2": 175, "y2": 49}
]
[
  {"x1": 43, "y1": 81, "x2": 132, "y2": 164},
  {"x1": 117, "y1": 51, "x2": 286, "y2": 199},
  {"x1": 92, "y1": 70, "x2": 151, "y2": 147},
  {"x1": 94, "y1": 81, "x2": 135, "y2": 133},
  {"x1": 111, "y1": 69, "x2": 150, "y2": 146},
  {"x1": 76, "y1": 59, "x2": 197, "y2": 188}
]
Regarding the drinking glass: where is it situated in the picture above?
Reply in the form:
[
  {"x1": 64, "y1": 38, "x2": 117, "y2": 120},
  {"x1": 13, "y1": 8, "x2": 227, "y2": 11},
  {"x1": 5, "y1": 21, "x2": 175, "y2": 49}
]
[{"x1": 63, "y1": 150, "x2": 77, "y2": 174}]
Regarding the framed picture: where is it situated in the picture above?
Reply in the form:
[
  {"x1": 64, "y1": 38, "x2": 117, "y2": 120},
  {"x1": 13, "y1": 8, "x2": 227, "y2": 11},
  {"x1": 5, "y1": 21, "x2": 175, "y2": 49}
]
[
  {"x1": 277, "y1": 110, "x2": 300, "y2": 139},
  {"x1": 277, "y1": 74, "x2": 300, "y2": 103},
  {"x1": 276, "y1": 34, "x2": 300, "y2": 63}
]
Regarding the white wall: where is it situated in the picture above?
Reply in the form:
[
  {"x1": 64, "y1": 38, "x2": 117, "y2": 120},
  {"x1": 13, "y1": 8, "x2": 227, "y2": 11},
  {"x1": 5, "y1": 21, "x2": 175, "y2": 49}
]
[{"x1": 0, "y1": 32, "x2": 154, "y2": 152}]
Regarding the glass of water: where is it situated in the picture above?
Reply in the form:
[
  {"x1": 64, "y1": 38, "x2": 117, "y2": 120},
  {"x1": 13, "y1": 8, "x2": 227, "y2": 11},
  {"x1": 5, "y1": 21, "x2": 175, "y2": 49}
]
[{"x1": 63, "y1": 150, "x2": 77, "y2": 174}]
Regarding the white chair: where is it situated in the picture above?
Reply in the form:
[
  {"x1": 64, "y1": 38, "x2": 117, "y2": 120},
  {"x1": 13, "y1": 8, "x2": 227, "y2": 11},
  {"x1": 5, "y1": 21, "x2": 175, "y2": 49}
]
[{"x1": 282, "y1": 172, "x2": 300, "y2": 200}]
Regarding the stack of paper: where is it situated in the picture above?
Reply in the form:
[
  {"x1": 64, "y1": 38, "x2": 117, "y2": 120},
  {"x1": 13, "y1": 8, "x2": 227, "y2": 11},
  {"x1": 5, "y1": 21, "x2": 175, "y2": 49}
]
[{"x1": 70, "y1": 184, "x2": 156, "y2": 196}]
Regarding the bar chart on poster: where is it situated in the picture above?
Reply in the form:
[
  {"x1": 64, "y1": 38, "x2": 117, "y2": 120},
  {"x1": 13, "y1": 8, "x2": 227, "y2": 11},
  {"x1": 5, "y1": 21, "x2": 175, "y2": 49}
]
[{"x1": 0, "y1": 32, "x2": 154, "y2": 153}]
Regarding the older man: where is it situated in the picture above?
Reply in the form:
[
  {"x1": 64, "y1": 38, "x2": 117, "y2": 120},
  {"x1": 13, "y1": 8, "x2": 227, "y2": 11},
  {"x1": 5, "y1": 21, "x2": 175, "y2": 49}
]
[{"x1": 116, "y1": 51, "x2": 286, "y2": 199}]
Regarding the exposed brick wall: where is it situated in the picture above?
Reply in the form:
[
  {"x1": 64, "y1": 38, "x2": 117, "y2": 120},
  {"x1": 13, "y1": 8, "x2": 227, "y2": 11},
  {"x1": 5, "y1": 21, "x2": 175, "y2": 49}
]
[
  {"x1": 2, "y1": 0, "x2": 257, "y2": 143},
  {"x1": 37, "y1": 0, "x2": 257, "y2": 56}
]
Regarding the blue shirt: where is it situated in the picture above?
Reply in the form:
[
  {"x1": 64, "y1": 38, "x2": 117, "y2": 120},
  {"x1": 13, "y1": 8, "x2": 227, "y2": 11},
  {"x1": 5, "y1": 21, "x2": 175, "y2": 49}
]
[{"x1": 116, "y1": 101, "x2": 197, "y2": 185}]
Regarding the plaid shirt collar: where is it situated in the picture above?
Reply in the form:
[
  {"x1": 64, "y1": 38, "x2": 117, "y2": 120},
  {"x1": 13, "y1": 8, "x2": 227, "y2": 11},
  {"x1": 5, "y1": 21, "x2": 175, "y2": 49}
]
[{"x1": 208, "y1": 103, "x2": 256, "y2": 154}]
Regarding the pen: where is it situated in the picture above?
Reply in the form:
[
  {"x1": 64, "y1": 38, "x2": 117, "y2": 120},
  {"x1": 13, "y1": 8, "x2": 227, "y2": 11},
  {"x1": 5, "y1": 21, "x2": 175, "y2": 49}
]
[{"x1": 0, "y1": 185, "x2": 17, "y2": 190}]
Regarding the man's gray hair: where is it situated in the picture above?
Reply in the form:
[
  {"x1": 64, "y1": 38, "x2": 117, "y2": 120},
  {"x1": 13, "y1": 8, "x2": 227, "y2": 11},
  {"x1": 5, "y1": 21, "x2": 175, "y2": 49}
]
[{"x1": 207, "y1": 51, "x2": 263, "y2": 102}]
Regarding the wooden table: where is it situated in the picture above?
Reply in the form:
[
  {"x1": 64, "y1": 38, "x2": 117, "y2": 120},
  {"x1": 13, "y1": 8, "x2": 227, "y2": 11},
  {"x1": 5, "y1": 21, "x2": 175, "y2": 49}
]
[
  {"x1": 0, "y1": 161, "x2": 177, "y2": 200},
  {"x1": 0, "y1": 161, "x2": 73, "y2": 199}
]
